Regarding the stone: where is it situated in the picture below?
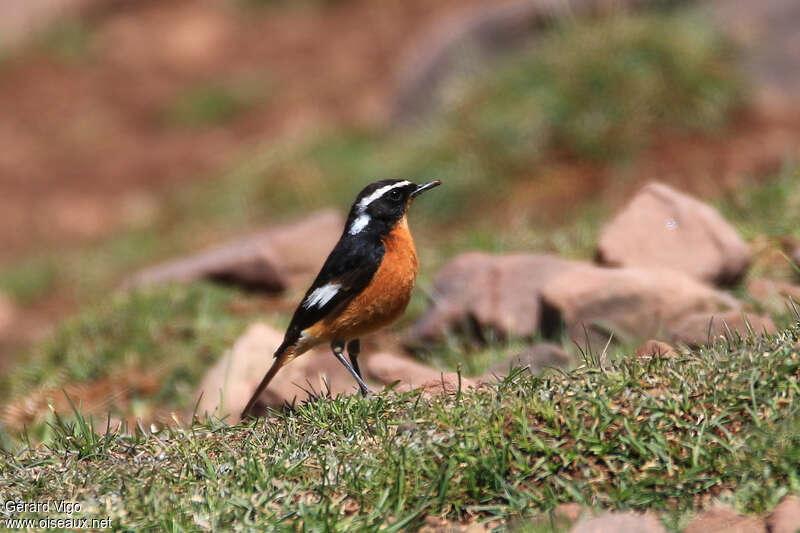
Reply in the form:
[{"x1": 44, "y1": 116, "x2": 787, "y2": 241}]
[
  {"x1": 683, "y1": 506, "x2": 766, "y2": 533},
  {"x1": 528, "y1": 503, "x2": 591, "y2": 531},
  {"x1": 553, "y1": 503, "x2": 590, "y2": 524},
  {"x1": 365, "y1": 352, "x2": 477, "y2": 396},
  {"x1": 541, "y1": 265, "x2": 739, "y2": 346},
  {"x1": 778, "y1": 237, "x2": 800, "y2": 270},
  {"x1": 408, "y1": 252, "x2": 582, "y2": 346},
  {"x1": 125, "y1": 210, "x2": 342, "y2": 292},
  {"x1": 596, "y1": 182, "x2": 751, "y2": 286},
  {"x1": 486, "y1": 343, "x2": 572, "y2": 380},
  {"x1": 390, "y1": 0, "x2": 665, "y2": 124},
  {"x1": 263, "y1": 210, "x2": 345, "y2": 287},
  {"x1": 670, "y1": 310, "x2": 777, "y2": 347},
  {"x1": 570, "y1": 512, "x2": 665, "y2": 533},
  {"x1": 636, "y1": 340, "x2": 679, "y2": 359},
  {"x1": 195, "y1": 323, "x2": 359, "y2": 421},
  {"x1": 767, "y1": 495, "x2": 800, "y2": 533},
  {"x1": 712, "y1": 0, "x2": 800, "y2": 115},
  {"x1": 747, "y1": 278, "x2": 800, "y2": 312}
]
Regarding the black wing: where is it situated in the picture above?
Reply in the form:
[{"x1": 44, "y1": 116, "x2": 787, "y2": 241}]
[{"x1": 275, "y1": 236, "x2": 385, "y2": 356}]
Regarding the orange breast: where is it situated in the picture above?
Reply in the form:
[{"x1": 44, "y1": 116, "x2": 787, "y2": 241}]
[{"x1": 308, "y1": 216, "x2": 418, "y2": 342}]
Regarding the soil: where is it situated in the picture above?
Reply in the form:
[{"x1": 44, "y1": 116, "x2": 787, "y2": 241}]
[
  {"x1": 1, "y1": 0, "x2": 800, "y2": 368},
  {"x1": 0, "y1": 0, "x2": 490, "y2": 262}
]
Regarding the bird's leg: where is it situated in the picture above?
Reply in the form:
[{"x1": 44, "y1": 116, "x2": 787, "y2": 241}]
[
  {"x1": 331, "y1": 340, "x2": 371, "y2": 397},
  {"x1": 347, "y1": 339, "x2": 363, "y2": 380}
]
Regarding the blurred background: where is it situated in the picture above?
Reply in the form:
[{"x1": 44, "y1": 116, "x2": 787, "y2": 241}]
[{"x1": 1, "y1": 0, "x2": 799, "y2": 439}]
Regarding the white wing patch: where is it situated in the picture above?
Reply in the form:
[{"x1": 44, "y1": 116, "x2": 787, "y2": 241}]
[
  {"x1": 303, "y1": 282, "x2": 341, "y2": 309},
  {"x1": 347, "y1": 180, "x2": 412, "y2": 235}
]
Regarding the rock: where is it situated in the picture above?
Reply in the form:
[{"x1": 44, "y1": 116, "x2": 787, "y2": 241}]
[
  {"x1": 365, "y1": 352, "x2": 477, "y2": 396},
  {"x1": 570, "y1": 512, "x2": 665, "y2": 533},
  {"x1": 636, "y1": 340, "x2": 679, "y2": 359},
  {"x1": 195, "y1": 323, "x2": 359, "y2": 421},
  {"x1": 767, "y1": 496, "x2": 800, "y2": 533},
  {"x1": 528, "y1": 503, "x2": 590, "y2": 531},
  {"x1": 541, "y1": 265, "x2": 739, "y2": 346},
  {"x1": 263, "y1": 210, "x2": 345, "y2": 286},
  {"x1": 409, "y1": 252, "x2": 582, "y2": 345},
  {"x1": 684, "y1": 506, "x2": 766, "y2": 533},
  {"x1": 391, "y1": 0, "x2": 669, "y2": 124},
  {"x1": 712, "y1": 0, "x2": 800, "y2": 116},
  {"x1": 596, "y1": 182, "x2": 751, "y2": 286},
  {"x1": 553, "y1": 503, "x2": 590, "y2": 524},
  {"x1": 486, "y1": 342, "x2": 572, "y2": 379},
  {"x1": 125, "y1": 210, "x2": 342, "y2": 292},
  {"x1": 781, "y1": 237, "x2": 800, "y2": 270},
  {"x1": 670, "y1": 311, "x2": 777, "y2": 346},
  {"x1": 747, "y1": 278, "x2": 800, "y2": 311}
]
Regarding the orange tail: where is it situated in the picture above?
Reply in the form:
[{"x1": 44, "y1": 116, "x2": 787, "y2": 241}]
[{"x1": 240, "y1": 345, "x2": 294, "y2": 419}]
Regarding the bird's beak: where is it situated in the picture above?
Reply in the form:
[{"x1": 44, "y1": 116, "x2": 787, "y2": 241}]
[{"x1": 411, "y1": 180, "x2": 442, "y2": 198}]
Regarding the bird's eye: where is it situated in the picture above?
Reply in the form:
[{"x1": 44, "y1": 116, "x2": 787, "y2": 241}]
[{"x1": 388, "y1": 190, "x2": 402, "y2": 202}]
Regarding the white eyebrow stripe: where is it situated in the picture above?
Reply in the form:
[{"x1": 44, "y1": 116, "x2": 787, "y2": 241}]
[
  {"x1": 303, "y1": 283, "x2": 341, "y2": 309},
  {"x1": 357, "y1": 181, "x2": 412, "y2": 210},
  {"x1": 348, "y1": 214, "x2": 371, "y2": 235}
]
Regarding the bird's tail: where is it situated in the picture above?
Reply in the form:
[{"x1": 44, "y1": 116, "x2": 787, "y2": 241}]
[{"x1": 240, "y1": 343, "x2": 295, "y2": 420}]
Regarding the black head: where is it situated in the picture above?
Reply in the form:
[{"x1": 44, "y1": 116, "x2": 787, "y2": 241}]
[{"x1": 345, "y1": 179, "x2": 441, "y2": 237}]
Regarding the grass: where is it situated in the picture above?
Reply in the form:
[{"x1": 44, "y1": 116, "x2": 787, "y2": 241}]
[
  {"x1": 36, "y1": 17, "x2": 95, "y2": 64},
  {"x1": 0, "y1": 6, "x2": 744, "y2": 311},
  {"x1": 163, "y1": 76, "x2": 275, "y2": 128},
  {"x1": 440, "y1": 9, "x2": 742, "y2": 163},
  {"x1": 0, "y1": 284, "x2": 264, "y2": 443},
  {"x1": 2, "y1": 324, "x2": 800, "y2": 530}
]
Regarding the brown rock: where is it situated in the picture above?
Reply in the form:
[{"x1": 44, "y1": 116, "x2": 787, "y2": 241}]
[
  {"x1": 264, "y1": 210, "x2": 345, "y2": 286},
  {"x1": 125, "y1": 210, "x2": 342, "y2": 292},
  {"x1": 748, "y1": 278, "x2": 800, "y2": 311},
  {"x1": 570, "y1": 512, "x2": 665, "y2": 533},
  {"x1": 391, "y1": 0, "x2": 668, "y2": 124},
  {"x1": 195, "y1": 323, "x2": 359, "y2": 421},
  {"x1": 553, "y1": 503, "x2": 589, "y2": 523},
  {"x1": 767, "y1": 495, "x2": 800, "y2": 533},
  {"x1": 541, "y1": 265, "x2": 739, "y2": 346},
  {"x1": 670, "y1": 311, "x2": 777, "y2": 346},
  {"x1": 529, "y1": 503, "x2": 590, "y2": 531},
  {"x1": 366, "y1": 352, "x2": 477, "y2": 396},
  {"x1": 597, "y1": 182, "x2": 751, "y2": 286},
  {"x1": 409, "y1": 252, "x2": 582, "y2": 345},
  {"x1": 636, "y1": 340, "x2": 679, "y2": 359},
  {"x1": 684, "y1": 506, "x2": 766, "y2": 533},
  {"x1": 486, "y1": 343, "x2": 572, "y2": 379}
]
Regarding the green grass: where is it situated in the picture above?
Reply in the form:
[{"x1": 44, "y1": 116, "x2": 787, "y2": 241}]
[
  {"x1": 37, "y1": 17, "x2": 95, "y2": 64},
  {"x1": 0, "y1": 284, "x2": 268, "y2": 442},
  {"x1": 0, "y1": 7, "x2": 743, "y2": 310},
  {"x1": 164, "y1": 76, "x2": 275, "y2": 128},
  {"x1": 2, "y1": 324, "x2": 800, "y2": 531},
  {"x1": 0, "y1": 255, "x2": 58, "y2": 304},
  {"x1": 441, "y1": 9, "x2": 742, "y2": 163},
  {"x1": 719, "y1": 163, "x2": 800, "y2": 241}
]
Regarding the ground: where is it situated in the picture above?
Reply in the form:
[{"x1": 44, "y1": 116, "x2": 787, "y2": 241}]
[{"x1": 1, "y1": 2, "x2": 800, "y2": 531}]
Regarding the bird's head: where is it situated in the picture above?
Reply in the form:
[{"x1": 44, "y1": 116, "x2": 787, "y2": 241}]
[{"x1": 345, "y1": 179, "x2": 441, "y2": 236}]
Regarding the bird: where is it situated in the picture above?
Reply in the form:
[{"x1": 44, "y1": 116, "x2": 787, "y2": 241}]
[{"x1": 241, "y1": 178, "x2": 441, "y2": 418}]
